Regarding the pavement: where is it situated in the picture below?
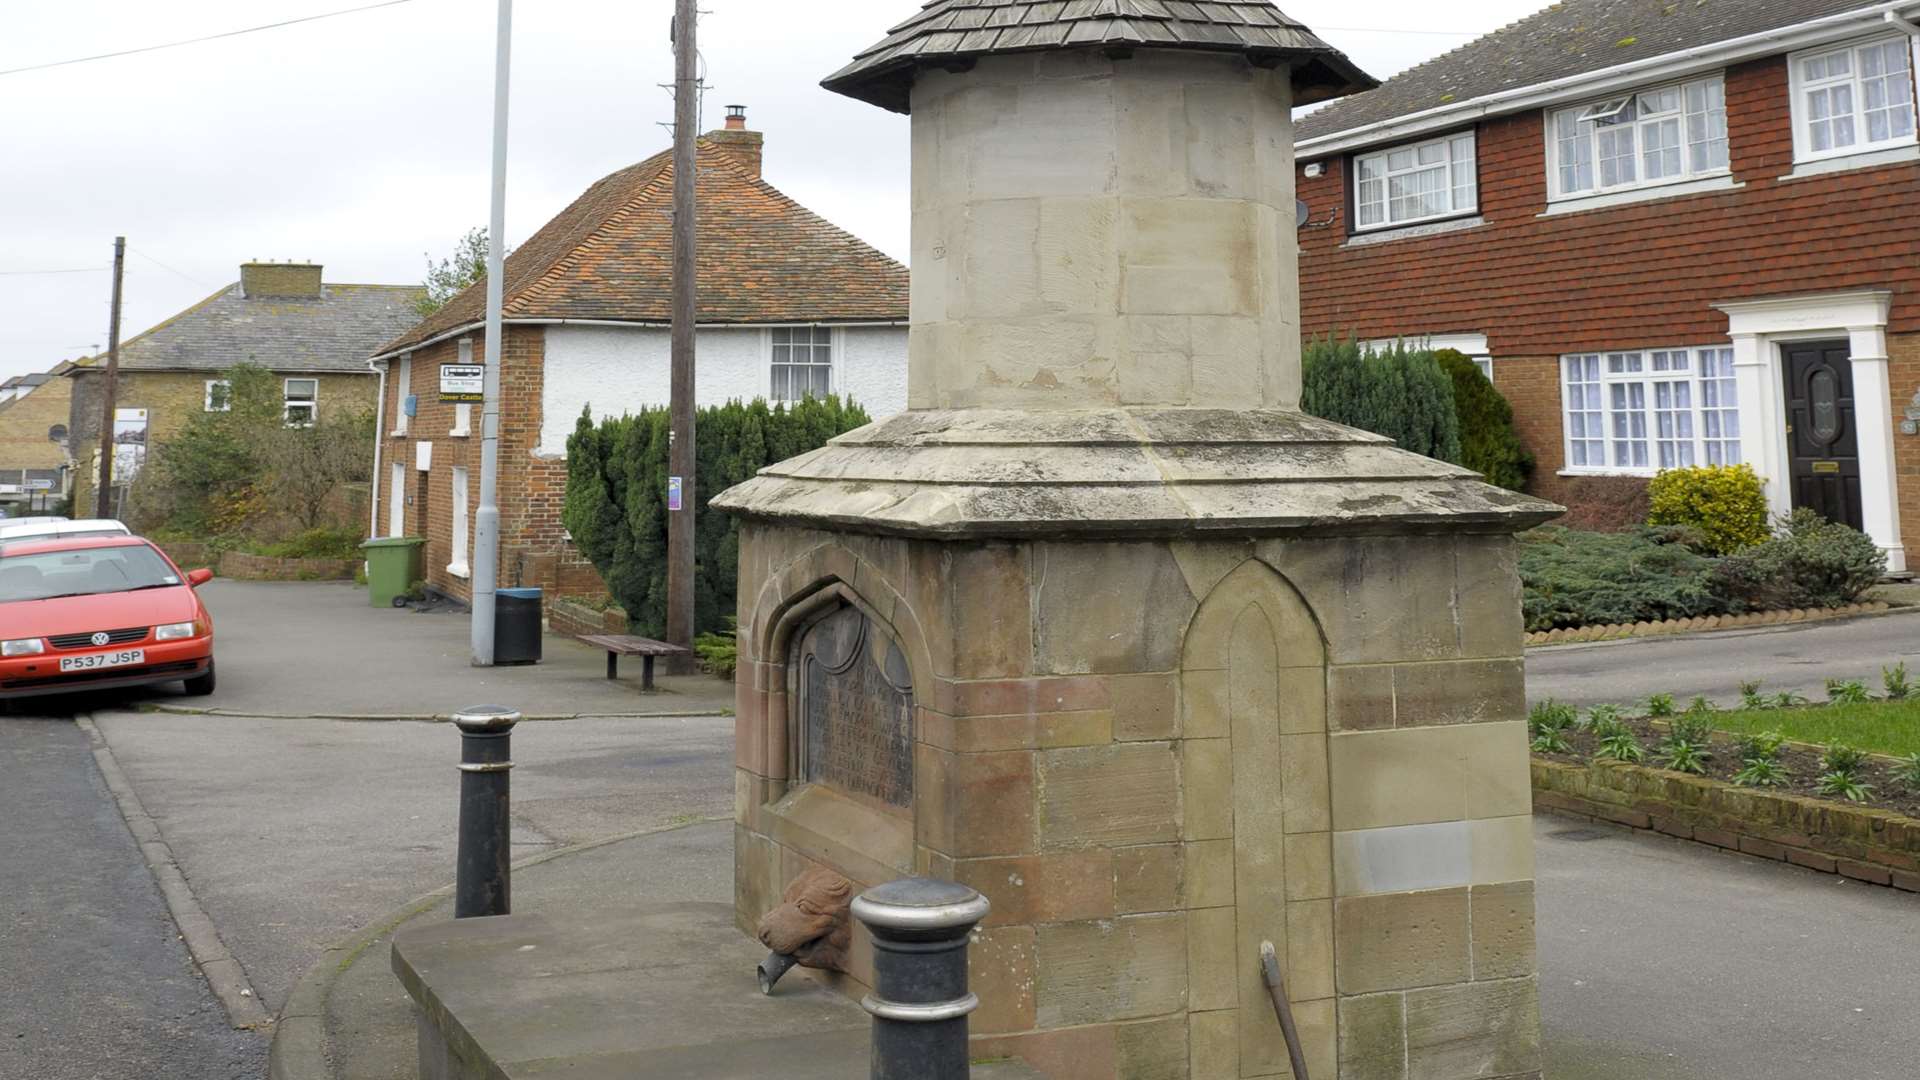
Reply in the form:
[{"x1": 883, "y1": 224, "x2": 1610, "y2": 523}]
[
  {"x1": 1527, "y1": 606, "x2": 1920, "y2": 708},
  {"x1": 149, "y1": 579, "x2": 734, "y2": 719},
  {"x1": 0, "y1": 718, "x2": 265, "y2": 1080}
]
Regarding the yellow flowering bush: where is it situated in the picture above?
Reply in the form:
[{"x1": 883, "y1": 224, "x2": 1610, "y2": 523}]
[{"x1": 1646, "y1": 464, "x2": 1770, "y2": 555}]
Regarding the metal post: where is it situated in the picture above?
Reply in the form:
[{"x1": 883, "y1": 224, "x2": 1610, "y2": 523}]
[
  {"x1": 851, "y1": 879, "x2": 991, "y2": 1080},
  {"x1": 471, "y1": 0, "x2": 512, "y2": 666},
  {"x1": 95, "y1": 236, "x2": 125, "y2": 518},
  {"x1": 454, "y1": 705, "x2": 519, "y2": 918}
]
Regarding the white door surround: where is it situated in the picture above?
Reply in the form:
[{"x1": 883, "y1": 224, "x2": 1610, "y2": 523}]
[{"x1": 1714, "y1": 290, "x2": 1902, "y2": 573}]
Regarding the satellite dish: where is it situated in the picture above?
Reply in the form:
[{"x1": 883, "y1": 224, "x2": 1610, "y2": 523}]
[{"x1": 1295, "y1": 199, "x2": 1310, "y2": 228}]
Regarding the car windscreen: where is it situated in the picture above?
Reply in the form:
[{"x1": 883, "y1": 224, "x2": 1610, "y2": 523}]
[{"x1": 0, "y1": 545, "x2": 181, "y2": 603}]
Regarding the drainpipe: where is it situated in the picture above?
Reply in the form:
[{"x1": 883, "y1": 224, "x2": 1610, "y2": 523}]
[{"x1": 369, "y1": 358, "x2": 387, "y2": 540}]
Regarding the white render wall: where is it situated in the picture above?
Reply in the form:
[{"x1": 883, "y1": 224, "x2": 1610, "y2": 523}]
[{"x1": 538, "y1": 323, "x2": 908, "y2": 456}]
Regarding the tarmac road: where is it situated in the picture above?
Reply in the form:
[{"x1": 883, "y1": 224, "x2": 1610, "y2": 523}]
[{"x1": 0, "y1": 717, "x2": 264, "y2": 1080}]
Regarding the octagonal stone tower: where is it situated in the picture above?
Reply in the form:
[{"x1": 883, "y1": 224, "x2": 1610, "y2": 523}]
[{"x1": 715, "y1": 4, "x2": 1561, "y2": 1078}]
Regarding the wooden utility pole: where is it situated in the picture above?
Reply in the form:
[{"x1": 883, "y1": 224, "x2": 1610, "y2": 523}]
[
  {"x1": 95, "y1": 236, "x2": 126, "y2": 518},
  {"x1": 666, "y1": 0, "x2": 698, "y2": 659}
]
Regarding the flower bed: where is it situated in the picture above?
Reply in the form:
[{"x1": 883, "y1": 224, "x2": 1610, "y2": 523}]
[{"x1": 1525, "y1": 601, "x2": 1890, "y2": 646}]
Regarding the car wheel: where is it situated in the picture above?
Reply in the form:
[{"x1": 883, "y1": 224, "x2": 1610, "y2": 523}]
[{"x1": 183, "y1": 660, "x2": 216, "y2": 697}]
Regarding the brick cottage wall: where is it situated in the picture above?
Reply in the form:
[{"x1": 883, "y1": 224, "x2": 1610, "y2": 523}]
[
  {"x1": 379, "y1": 328, "x2": 607, "y2": 608},
  {"x1": 1297, "y1": 54, "x2": 1920, "y2": 539}
]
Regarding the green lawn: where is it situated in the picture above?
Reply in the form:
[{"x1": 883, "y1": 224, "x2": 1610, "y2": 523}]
[{"x1": 1709, "y1": 700, "x2": 1920, "y2": 758}]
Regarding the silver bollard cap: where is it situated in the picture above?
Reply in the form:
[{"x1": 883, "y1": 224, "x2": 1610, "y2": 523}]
[
  {"x1": 852, "y1": 878, "x2": 990, "y2": 932},
  {"x1": 452, "y1": 705, "x2": 522, "y2": 734}
]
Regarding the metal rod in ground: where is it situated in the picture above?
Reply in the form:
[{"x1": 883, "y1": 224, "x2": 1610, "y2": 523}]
[
  {"x1": 852, "y1": 879, "x2": 991, "y2": 1080},
  {"x1": 454, "y1": 706, "x2": 519, "y2": 918},
  {"x1": 1260, "y1": 940, "x2": 1311, "y2": 1080}
]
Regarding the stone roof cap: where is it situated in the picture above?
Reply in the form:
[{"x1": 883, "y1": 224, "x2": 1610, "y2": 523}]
[
  {"x1": 713, "y1": 408, "x2": 1562, "y2": 539},
  {"x1": 823, "y1": 0, "x2": 1377, "y2": 113},
  {"x1": 1296, "y1": 0, "x2": 1887, "y2": 144}
]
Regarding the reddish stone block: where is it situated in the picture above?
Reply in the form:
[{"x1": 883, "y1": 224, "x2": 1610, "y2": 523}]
[
  {"x1": 1693, "y1": 827, "x2": 1739, "y2": 851},
  {"x1": 1589, "y1": 806, "x2": 1652, "y2": 830},
  {"x1": 1738, "y1": 837, "x2": 1787, "y2": 861},
  {"x1": 1892, "y1": 870, "x2": 1920, "y2": 893},
  {"x1": 1652, "y1": 817, "x2": 1693, "y2": 840},
  {"x1": 1836, "y1": 859, "x2": 1893, "y2": 886},
  {"x1": 1785, "y1": 848, "x2": 1838, "y2": 874}
]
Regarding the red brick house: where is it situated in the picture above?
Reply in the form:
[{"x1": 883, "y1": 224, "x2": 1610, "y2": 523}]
[
  {"x1": 365, "y1": 112, "x2": 909, "y2": 604},
  {"x1": 1295, "y1": 0, "x2": 1920, "y2": 572}
]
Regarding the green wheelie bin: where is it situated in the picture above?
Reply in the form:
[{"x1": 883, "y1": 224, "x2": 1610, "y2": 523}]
[{"x1": 361, "y1": 537, "x2": 426, "y2": 608}]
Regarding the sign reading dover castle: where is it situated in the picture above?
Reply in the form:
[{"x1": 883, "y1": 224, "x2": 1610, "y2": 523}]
[{"x1": 715, "y1": 2, "x2": 1563, "y2": 1078}]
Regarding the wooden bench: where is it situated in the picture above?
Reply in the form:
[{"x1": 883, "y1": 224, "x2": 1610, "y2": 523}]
[{"x1": 577, "y1": 634, "x2": 690, "y2": 691}]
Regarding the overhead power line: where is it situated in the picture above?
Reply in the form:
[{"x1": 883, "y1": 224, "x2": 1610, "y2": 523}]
[
  {"x1": 0, "y1": 267, "x2": 106, "y2": 276},
  {"x1": 0, "y1": 0, "x2": 418, "y2": 78},
  {"x1": 129, "y1": 247, "x2": 217, "y2": 291}
]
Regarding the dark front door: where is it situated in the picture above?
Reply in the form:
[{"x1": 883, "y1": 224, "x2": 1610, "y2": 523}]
[{"x1": 1782, "y1": 340, "x2": 1863, "y2": 530}]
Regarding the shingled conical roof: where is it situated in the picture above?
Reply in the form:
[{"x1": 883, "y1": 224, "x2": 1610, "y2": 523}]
[{"x1": 823, "y1": 0, "x2": 1376, "y2": 113}]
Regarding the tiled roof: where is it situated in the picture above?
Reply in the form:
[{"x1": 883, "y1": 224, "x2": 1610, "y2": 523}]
[
  {"x1": 379, "y1": 137, "x2": 911, "y2": 355},
  {"x1": 825, "y1": 0, "x2": 1375, "y2": 112},
  {"x1": 76, "y1": 282, "x2": 423, "y2": 374},
  {"x1": 1296, "y1": 0, "x2": 1889, "y2": 144}
]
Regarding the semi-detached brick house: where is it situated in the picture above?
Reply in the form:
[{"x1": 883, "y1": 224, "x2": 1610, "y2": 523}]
[
  {"x1": 366, "y1": 111, "x2": 909, "y2": 606},
  {"x1": 1295, "y1": 0, "x2": 1920, "y2": 572}
]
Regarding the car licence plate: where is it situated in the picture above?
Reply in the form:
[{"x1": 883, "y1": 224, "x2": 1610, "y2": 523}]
[{"x1": 59, "y1": 649, "x2": 145, "y2": 673}]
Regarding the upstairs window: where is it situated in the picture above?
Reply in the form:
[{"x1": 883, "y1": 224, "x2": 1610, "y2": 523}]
[
  {"x1": 771, "y1": 327, "x2": 833, "y2": 402},
  {"x1": 285, "y1": 378, "x2": 318, "y2": 427},
  {"x1": 1550, "y1": 75, "x2": 1728, "y2": 200},
  {"x1": 1353, "y1": 132, "x2": 1477, "y2": 231},
  {"x1": 205, "y1": 379, "x2": 231, "y2": 412},
  {"x1": 1792, "y1": 36, "x2": 1917, "y2": 161}
]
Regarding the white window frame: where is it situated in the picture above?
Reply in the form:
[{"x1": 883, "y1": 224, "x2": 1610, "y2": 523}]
[
  {"x1": 449, "y1": 465, "x2": 471, "y2": 579},
  {"x1": 284, "y1": 378, "x2": 318, "y2": 427},
  {"x1": 770, "y1": 325, "x2": 835, "y2": 403},
  {"x1": 1789, "y1": 34, "x2": 1919, "y2": 165},
  {"x1": 1353, "y1": 131, "x2": 1478, "y2": 232},
  {"x1": 392, "y1": 355, "x2": 411, "y2": 435},
  {"x1": 204, "y1": 379, "x2": 231, "y2": 412},
  {"x1": 450, "y1": 403, "x2": 472, "y2": 437},
  {"x1": 1361, "y1": 332, "x2": 1493, "y2": 383},
  {"x1": 388, "y1": 461, "x2": 406, "y2": 538},
  {"x1": 1560, "y1": 346, "x2": 1742, "y2": 476},
  {"x1": 1547, "y1": 74, "x2": 1729, "y2": 202}
]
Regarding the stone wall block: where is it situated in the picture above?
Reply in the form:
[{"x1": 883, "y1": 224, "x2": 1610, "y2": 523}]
[
  {"x1": 970, "y1": 925, "x2": 1038, "y2": 1035},
  {"x1": 1259, "y1": 538, "x2": 1463, "y2": 665},
  {"x1": 1469, "y1": 881, "x2": 1537, "y2": 981},
  {"x1": 915, "y1": 743, "x2": 1035, "y2": 857},
  {"x1": 1182, "y1": 668, "x2": 1231, "y2": 739},
  {"x1": 1284, "y1": 830, "x2": 1333, "y2": 902},
  {"x1": 1328, "y1": 723, "x2": 1531, "y2": 832},
  {"x1": 1038, "y1": 742, "x2": 1181, "y2": 850},
  {"x1": 1113, "y1": 843, "x2": 1184, "y2": 914},
  {"x1": 1114, "y1": 1015, "x2": 1188, "y2": 1080},
  {"x1": 1038, "y1": 197, "x2": 1119, "y2": 314},
  {"x1": 1280, "y1": 733, "x2": 1333, "y2": 834},
  {"x1": 1286, "y1": 897, "x2": 1335, "y2": 1000},
  {"x1": 1030, "y1": 542, "x2": 1195, "y2": 674},
  {"x1": 1182, "y1": 81, "x2": 1257, "y2": 200},
  {"x1": 1034, "y1": 913, "x2": 1188, "y2": 1027},
  {"x1": 1402, "y1": 976, "x2": 1543, "y2": 1080},
  {"x1": 1328, "y1": 664, "x2": 1395, "y2": 732},
  {"x1": 1338, "y1": 991, "x2": 1409, "y2": 1080},
  {"x1": 1188, "y1": 1008, "x2": 1239, "y2": 1080},
  {"x1": 1453, "y1": 537, "x2": 1527, "y2": 660},
  {"x1": 1334, "y1": 888, "x2": 1473, "y2": 994},
  {"x1": 1183, "y1": 838, "x2": 1235, "y2": 910},
  {"x1": 956, "y1": 850, "x2": 1115, "y2": 928},
  {"x1": 1112, "y1": 672, "x2": 1180, "y2": 741},
  {"x1": 1186, "y1": 904, "x2": 1238, "y2": 1012},
  {"x1": 1392, "y1": 659, "x2": 1527, "y2": 729}
]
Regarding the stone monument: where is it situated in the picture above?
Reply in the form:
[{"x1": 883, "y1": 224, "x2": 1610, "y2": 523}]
[{"x1": 714, "y1": 3, "x2": 1561, "y2": 1077}]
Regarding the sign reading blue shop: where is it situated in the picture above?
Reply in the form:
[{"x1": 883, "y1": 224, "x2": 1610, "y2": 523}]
[{"x1": 439, "y1": 364, "x2": 485, "y2": 403}]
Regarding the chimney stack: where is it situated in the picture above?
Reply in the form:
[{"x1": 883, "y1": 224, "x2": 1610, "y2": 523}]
[
  {"x1": 241, "y1": 261, "x2": 324, "y2": 299},
  {"x1": 707, "y1": 105, "x2": 764, "y2": 179}
]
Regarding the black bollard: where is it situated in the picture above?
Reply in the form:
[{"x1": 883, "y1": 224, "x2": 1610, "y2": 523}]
[
  {"x1": 453, "y1": 705, "x2": 519, "y2": 919},
  {"x1": 851, "y1": 878, "x2": 991, "y2": 1080}
]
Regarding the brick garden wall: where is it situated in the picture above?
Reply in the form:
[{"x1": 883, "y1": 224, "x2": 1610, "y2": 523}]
[{"x1": 1297, "y1": 54, "x2": 1920, "y2": 532}]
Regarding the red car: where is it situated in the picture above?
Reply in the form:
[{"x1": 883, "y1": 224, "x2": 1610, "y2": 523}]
[{"x1": 0, "y1": 534, "x2": 216, "y2": 699}]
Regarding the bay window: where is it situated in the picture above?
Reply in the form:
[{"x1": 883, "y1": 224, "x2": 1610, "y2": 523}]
[
  {"x1": 1549, "y1": 75, "x2": 1727, "y2": 200},
  {"x1": 1353, "y1": 132, "x2": 1477, "y2": 231},
  {"x1": 1791, "y1": 36, "x2": 1917, "y2": 161},
  {"x1": 1561, "y1": 347, "x2": 1741, "y2": 474}
]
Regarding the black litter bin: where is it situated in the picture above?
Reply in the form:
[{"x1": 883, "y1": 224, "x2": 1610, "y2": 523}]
[{"x1": 494, "y1": 587, "x2": 543, "y2": 665}]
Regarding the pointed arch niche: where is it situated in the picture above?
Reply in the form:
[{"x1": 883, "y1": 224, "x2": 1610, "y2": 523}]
[{"x1": 1181, "y1": 558, "x2": 1335, "y2": 1075}]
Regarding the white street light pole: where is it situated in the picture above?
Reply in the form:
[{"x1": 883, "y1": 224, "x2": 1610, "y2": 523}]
[{"x1": 471, "y1": 0, "x2": 512, "y2": 666}]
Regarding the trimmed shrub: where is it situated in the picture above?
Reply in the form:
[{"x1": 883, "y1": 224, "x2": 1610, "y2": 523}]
[
  {"x1": 1434, "y1": 349, "x2": 1532, "y2": 491},
  {"x1": 1555, "y1": 476, "x2": 1652, "y2": 532},
  {"x1": 1647, "y1": 464, "x2": 1769, "y2": 555},
  {"x1": 1301, "y1": 337, "x2": 1463, "y2": 464},
  {"x1": 562, "y1": 396, "x2": 870, "y2": 638},
  {"x1": 1519, "y1": 525, "x2": 1723, "y2": 632},
  {"x1": 1710, "y1": 509, "x2": 1884, "y2": 611}
]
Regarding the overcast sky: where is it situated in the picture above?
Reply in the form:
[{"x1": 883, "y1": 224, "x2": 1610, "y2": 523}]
[{"x1": 0, "y1": 0, "x2": 1545, "y2": 380}]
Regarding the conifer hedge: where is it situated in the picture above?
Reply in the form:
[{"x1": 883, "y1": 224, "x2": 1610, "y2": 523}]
[
  {"x1": 1300, "y1": 337, "x2": 1463, "y2": 465},
  {"x1": 1435, "y1": 348, "x2": 1533, "y2": 492},
  {"x1": 562, "y1": 396, "x2": 870, "y2": 637}
]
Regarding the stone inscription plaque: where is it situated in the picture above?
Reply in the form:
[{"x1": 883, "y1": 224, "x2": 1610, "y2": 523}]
[{"x1": 795, "y1": 605, "x2": 913, "y2": 808}]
